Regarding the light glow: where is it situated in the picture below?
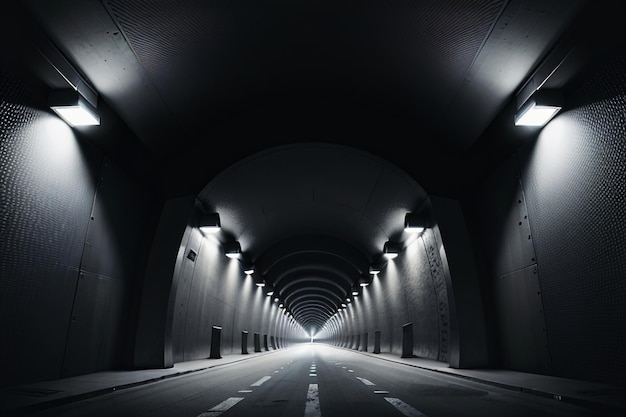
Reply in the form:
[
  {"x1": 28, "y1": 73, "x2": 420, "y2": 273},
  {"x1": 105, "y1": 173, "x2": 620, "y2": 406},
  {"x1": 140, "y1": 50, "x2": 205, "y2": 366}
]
[
  {"x1": 515, "y1": 103, "x2": 561, "y2": 126},
  {"x1": 51, "y1": 104, "x2": 100, "y2": 126}
]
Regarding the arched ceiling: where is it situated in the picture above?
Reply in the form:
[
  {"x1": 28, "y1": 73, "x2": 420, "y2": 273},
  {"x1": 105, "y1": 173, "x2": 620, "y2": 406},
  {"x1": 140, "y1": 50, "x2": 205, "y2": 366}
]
[
  {"x1": 197, "y1": 143, "x2": 428, "y2": 329},
  {"x1": 3, "y1": 0, "x2": 617, "y2": 330}
]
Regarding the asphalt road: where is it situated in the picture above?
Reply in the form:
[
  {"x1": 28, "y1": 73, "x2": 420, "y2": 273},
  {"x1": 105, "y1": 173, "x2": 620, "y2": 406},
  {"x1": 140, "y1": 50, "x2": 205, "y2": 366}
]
[{"x1": 26, "y1": 344, "x2": 613, "y2": 417}]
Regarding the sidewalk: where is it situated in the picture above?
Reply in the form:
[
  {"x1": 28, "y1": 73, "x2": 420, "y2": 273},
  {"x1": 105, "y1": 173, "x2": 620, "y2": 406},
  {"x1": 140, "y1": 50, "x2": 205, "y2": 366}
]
[
  {"x1": 354, "y1": 350, "x2": 626, "y2": 414},
  {"x1": 2, "y1": 347, "x2": 625, "y2": 416}
]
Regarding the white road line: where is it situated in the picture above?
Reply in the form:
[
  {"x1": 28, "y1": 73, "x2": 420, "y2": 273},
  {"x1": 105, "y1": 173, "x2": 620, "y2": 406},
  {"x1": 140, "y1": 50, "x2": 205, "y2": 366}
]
[
  {"x1": 356, "y1": 377, "x2": 376, "y2": 386},
  {"x1": 197, "y1": 397, "x2": 244, "y2": 417},
  {"x1": 373, "y1": 390, "x2": 389, "y2": 394},
  {"x1": 304, "y1": 383, "x2": 321, "y2": 417},
  {"x1": 384, "y1": 397, "x2": 428, "y2": 417},
  {"x1": 238, "y1": 390, "x2": 252, "y2": 393},
  {"x1": 251, "y1": 376, "x2": 271, "y2": 386}
]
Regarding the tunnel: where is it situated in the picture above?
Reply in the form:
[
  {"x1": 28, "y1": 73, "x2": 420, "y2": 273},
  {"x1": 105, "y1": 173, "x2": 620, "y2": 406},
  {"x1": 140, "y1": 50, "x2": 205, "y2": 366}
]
[{"x1": 1, "y1": 1, "x2": 625, "y2": 416}]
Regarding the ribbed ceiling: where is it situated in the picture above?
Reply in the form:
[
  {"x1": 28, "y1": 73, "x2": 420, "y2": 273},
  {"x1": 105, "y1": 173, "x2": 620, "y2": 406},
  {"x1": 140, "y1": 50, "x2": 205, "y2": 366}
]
[{"x1": 13, "y1": 0, "x2": 593, "y2": 331}]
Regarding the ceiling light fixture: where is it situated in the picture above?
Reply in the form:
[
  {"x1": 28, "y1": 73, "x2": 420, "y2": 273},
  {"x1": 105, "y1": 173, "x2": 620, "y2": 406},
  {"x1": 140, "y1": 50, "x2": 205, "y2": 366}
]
[
  {"x1": 199, "y1": 212, "x2": 221, "y2": 235},
  {"x1": 515, "y1": 89, "x2": 562, "y2": 127},
  {"x1": 404, "y1": 212, "x2": 429, "y2": 233},
  {"x1": 224, "y1": 241, "x2": 242, "y2": 259},
  {"x1": 49, "y1": 89, "x2": 100, "y2": 127},
  {"x1": 38, "y1": 32, "x2": 101, "y2": 128},
  {"x1": 383, "y1": 241, "x2": 401, "y2": 259},
  {"x1": 240, "y1": 260, "x2": 254, "y2": 275},
  {"x1": 358, "y1": 275, "x2": 371, "y2": 287}
]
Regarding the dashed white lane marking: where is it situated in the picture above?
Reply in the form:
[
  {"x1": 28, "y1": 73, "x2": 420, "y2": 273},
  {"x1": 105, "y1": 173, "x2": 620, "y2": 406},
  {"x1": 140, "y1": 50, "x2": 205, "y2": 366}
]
[
  {"x1": 374, "y1": 390, "x2": 389, "y2": 394},
  {"x1": 197, "y1": 397, "x2": 244, "y2": 417},
  {"x1": 304, "y1": 383, "x2": 321, "y2": 417},
  {"x1": 238, "y1": 390, "x2": 252, "y2": 393},
  {"x1": 384, "y1": 397, "x2": 428, "y2": 417},
  {"x1": 251, "y1": 376, "x2": 271, "y2": 386},
  {"x1": 356, "y1": 377, "x2": 376, "y2": 386},
  {"x1": 348, "y1": 370, "x2": 354, "y2": 373}
]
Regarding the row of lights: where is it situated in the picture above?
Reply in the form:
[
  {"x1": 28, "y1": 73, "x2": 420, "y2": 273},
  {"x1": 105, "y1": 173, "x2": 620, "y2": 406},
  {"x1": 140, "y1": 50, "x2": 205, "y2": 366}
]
[
  {"x1": 335, "y1": 211, "x2": 433, "y2": 316},
  {"x1": 198, "y1": 213, "x2": 277, "y2": 298},
  {"x1": 198, "y1": 210, "x2": 433, "y2": 315}
]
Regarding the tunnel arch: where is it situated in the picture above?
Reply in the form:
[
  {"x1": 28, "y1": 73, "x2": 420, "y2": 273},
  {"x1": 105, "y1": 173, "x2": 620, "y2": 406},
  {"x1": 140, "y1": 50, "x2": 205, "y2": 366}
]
[{"x1": 180, "y1": 142, "x2": 435, "y2": 359}]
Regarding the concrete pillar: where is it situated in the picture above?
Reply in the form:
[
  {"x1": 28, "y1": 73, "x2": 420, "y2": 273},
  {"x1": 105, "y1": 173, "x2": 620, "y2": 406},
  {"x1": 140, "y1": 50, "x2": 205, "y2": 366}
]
[
  {"x1": 362, "y1": 332, "x2": 368, "y2": 352},
  {"x1": 254, "y1": 332, "x2": 261, "y2": 352},
  {"x1": 401, "y1": 322, "x2": 414, "y2": 358},
  {"x1": 241, "y1": 331, "x2": 249, "y2": 355},
  {"x1": 263, "y1": 334, "x2": 269, "y2": 351},
  {"x1": 209, "y1": 326, "x2": 222, "y2": 359},
  {"x1": 374, "y1": 330, "x2": 381, "y2": 354}
]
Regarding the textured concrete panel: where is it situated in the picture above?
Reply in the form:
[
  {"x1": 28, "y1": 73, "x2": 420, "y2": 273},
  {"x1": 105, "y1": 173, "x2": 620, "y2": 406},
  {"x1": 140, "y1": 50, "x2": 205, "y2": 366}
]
[{"x1": 492, "y1": 265, "x2": 551, "y2": 374}]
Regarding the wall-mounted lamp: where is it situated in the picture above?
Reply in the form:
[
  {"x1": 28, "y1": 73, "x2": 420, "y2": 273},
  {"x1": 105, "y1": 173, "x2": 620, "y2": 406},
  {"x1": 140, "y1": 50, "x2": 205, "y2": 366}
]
[
  {"x1": 265, "y1": 284, "x2": 275, "y2": 296},
  {"x1": 240, "y1": 260, "x2": 254, "y2": 275},
  {"x1": 515, "y1": 89, "x2": 562, "y2": 127},
  {"x1": 383, "y1": 241, "x2": 401, "y2": 259},
  {"x1": 199, "y1": 212, "x2": 221, "y2": 235},
  {"x1": 358, "y1": 275, "x2": 371, "y2": 287},
  {"x1": 369, "y1": 265, "x2": 381, "y2": 275},
  {"x1": 405, "y1": 212, "x2": 429, "y2": 233},
  {"x1": 49, "y1": 89, "x2": 100, "y2": 127},
  {"x1": 254, "y1": 277, "x2": 265, "y2": 287},
  {"x1": 224, "y1": 241, "x2": 242, "y2": 259},
  {"x1": 351, "y1": 286, "x2": 360, "y2": 296}
]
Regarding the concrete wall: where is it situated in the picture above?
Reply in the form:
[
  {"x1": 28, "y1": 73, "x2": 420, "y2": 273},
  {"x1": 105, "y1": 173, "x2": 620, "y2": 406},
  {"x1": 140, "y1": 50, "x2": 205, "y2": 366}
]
[
  {"x1": 317, "y1": 198, "x2": 487, "y2": 370},
  {"x1": 464, "y1": 53, "x2": 626, "y2": 386},
  {"x1": 0, "y1": 65, "x2": 159, "y2": 387}
]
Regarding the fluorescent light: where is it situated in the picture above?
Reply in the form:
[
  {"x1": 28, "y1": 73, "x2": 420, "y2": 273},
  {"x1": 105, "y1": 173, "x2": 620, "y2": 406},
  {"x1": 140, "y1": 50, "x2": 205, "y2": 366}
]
[
  {"x1": 224, "y1": 241, "x2": 242, "y2": 258},
  {"x1": 49, "y1": 89, "x2": 100, "y2": 127},
  {"x1": 404, "y1": 212, "x2": 429, "y2": 233},
  {"x1": 199, "y1": 213, "x2": 221, "y2": 235},
  {"x1": 515, "y1": 104, "x2": 561, "y2": 126},
  {"x1": 515, "y1": 89, "x2": 562, "y2": 127},
  {"x1": 383, "y1": 241, "x2": 400, "y2": 259}
]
